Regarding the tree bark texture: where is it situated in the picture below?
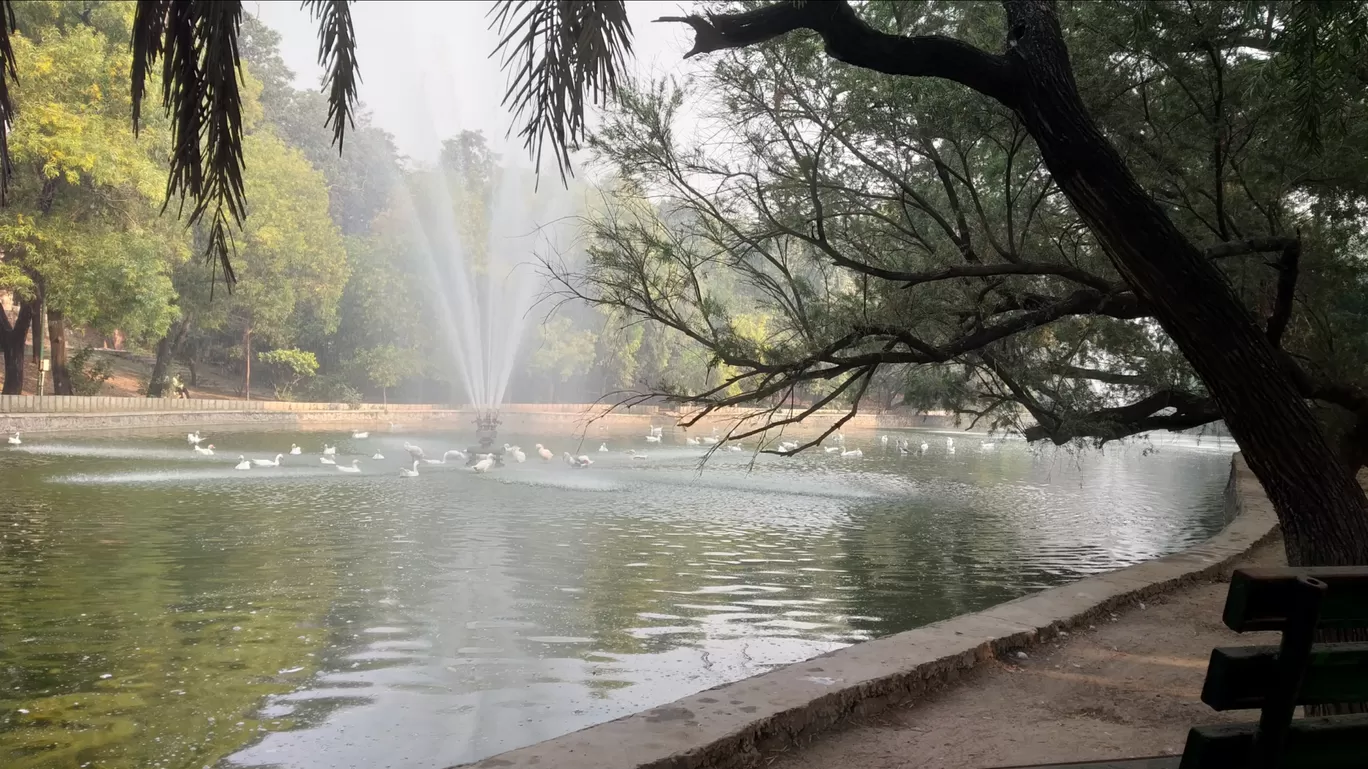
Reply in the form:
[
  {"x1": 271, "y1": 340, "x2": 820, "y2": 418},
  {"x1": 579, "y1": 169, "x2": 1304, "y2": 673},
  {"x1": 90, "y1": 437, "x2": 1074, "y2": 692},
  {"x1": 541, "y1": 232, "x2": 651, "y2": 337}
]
[
  {"x1": 0, "y1": 299, "x2": 33, "y2": 395},
  {"x1": 147, "y1": 318, "x2": 190, "y2": 397},
  {"x1": 47, "y1": 310, "x2": 70, "y2": 396},
  {"x1": 999, "y1": 0, "x2": 1368, "y2": 566}
]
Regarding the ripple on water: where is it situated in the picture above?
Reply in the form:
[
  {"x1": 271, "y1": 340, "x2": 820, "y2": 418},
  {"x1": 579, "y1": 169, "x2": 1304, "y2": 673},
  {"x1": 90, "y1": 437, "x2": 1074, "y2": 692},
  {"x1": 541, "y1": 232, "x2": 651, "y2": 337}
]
[{"x1": 0, "y1": 427, "x2": 1233, "y2": 769}]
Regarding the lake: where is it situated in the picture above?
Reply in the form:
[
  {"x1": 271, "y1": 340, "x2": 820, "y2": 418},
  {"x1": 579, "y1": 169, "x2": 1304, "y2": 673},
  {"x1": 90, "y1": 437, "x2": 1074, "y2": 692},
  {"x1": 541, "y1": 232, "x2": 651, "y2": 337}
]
[{"x1": 0, "y1": 425, "x2": 1236, "y2": 768}]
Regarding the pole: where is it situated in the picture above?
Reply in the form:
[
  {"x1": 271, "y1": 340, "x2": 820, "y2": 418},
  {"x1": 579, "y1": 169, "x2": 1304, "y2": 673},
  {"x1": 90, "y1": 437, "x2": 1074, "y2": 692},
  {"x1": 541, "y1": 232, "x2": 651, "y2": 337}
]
[{"x1": 35, "y1": 308, "x2": 45, "y2": 397}]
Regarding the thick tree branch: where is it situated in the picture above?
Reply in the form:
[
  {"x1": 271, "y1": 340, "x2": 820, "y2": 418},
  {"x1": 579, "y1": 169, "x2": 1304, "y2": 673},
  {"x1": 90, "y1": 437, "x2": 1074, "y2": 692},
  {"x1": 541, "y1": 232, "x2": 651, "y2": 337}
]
[
  {"x1": 1022, "y1": 389, "x2": 1221, "y2": 444},
  {"x1": 1204, "y1": 235, "x2": 1298, "y2": 259},
  {"x1": 1266, "y1": 236, "x2": 1300, "y2": 347},
  {"x1": 657, "y1": 1, "x2": 1017, "y2": 106}
]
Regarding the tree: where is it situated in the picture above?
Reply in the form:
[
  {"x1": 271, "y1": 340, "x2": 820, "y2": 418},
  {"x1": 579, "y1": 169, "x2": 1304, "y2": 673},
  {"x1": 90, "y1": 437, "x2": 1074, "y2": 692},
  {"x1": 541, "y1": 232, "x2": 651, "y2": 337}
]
[
  {"x1": 504, "y1": 0, "x2": 1368, "y2": 568},
  {"x1": 0, "y1": 3, "x2": 186, "y2": 394},
  {"x1": 351, "y1": 344, "x2": 418, "y2": 405},
  {"x1": 220, "y1": 130, "x2": 348, "y2": 399},
  {"x1": 257, "y1": 347, "x2": 318, "y2": 399},
  {"x1": 528, "y1": 315, "x2": 597, "y2": 402}
]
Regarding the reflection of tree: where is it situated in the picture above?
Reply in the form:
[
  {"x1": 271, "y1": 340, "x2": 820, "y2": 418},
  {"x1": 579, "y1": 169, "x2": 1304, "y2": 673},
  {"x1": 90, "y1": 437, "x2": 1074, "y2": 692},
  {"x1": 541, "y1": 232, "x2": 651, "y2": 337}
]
[{"x1": 0, "y1": 484, "x2": 340, "y2": 769}]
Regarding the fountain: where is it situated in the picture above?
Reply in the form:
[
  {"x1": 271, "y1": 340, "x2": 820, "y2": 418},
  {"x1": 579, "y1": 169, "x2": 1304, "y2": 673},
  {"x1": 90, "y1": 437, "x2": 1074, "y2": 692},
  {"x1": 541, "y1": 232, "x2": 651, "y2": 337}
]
[{"x1": 395, "y1": 157, "x2": 578, "y2": 456}]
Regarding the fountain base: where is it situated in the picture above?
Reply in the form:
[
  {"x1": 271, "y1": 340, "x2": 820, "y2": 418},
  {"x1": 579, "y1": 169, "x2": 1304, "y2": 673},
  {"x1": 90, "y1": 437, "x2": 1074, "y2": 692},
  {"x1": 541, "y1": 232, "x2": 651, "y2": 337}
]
[{"x1": 467, "y1": 409, "x2": 504, "y2": 466}]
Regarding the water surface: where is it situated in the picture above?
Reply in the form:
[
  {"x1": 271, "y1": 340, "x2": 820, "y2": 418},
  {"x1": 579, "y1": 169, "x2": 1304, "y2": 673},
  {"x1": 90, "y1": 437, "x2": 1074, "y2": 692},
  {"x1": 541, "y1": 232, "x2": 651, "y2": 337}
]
[{"x1": 0, "y1": 426, "x2": 1235, "y2": 768}]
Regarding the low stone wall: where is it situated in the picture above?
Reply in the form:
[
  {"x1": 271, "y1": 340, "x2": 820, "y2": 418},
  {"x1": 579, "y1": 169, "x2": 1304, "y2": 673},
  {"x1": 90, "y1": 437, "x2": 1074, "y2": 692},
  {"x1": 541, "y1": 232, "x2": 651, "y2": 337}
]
[{"x1": 456, "y1": 454, "x2": 1275, "y2": 769}]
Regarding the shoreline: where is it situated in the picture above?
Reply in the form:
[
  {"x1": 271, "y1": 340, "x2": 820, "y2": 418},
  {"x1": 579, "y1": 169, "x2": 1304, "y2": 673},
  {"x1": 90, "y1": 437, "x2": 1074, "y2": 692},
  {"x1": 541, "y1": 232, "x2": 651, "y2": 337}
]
[{"x1": 452, "y1": 454, "x2": 1273, "y2": 769}]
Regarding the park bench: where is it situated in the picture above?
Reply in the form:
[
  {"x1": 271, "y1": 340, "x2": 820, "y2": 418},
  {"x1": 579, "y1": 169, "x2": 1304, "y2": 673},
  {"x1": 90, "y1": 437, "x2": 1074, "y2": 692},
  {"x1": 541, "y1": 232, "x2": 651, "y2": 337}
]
[{"x1": 1006, "y1": 565, "x2": 1368, "y2": 769}]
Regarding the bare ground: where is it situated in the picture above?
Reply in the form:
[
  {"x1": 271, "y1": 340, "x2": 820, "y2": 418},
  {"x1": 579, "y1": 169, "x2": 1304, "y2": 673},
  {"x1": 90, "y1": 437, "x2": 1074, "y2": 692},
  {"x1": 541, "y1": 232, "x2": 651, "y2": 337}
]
[
  {"x1": 19, "y1": 348, "x2": 265, "y2": 400},
  {"x1": 766, "y1": 536, "x2": 1286, "y2": 769}
]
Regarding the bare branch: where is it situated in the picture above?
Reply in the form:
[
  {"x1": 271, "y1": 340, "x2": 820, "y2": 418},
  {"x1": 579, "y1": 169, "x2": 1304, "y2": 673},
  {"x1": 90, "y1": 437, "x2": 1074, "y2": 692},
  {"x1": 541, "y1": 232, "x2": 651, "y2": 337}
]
[{"x1": 657, "y1": 1, "x2": 1016, "y2": 106}]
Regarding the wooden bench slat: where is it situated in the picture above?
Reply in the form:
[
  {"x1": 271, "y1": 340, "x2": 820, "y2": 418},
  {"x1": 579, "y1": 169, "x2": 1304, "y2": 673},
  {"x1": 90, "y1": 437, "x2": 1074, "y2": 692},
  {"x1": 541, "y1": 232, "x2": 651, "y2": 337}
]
[
  {"x1": 1222, "y1": 568, "x2": 1368, "y2": 632},
  {"x1": 1201, "y1": 643, "x2": 1368, "y2": 710},
  {"x1": 1179, "y1": 713, "x2": 1368, "y2": 769}
]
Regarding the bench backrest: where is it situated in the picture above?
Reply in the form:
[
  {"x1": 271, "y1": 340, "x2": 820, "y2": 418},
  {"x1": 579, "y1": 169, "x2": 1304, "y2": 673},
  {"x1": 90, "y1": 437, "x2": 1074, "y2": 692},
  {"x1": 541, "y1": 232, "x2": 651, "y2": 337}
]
[{"x1": 1181, "y1": 566, "x2": 1368, "y2": 769}]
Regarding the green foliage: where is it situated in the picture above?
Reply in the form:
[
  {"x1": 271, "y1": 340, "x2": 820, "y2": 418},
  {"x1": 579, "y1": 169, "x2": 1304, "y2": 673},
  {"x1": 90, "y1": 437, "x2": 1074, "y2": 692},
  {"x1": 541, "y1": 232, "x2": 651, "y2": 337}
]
[
  {"x1": 529, "y1": 315, "x2": 597, "y2": 398},
  {"x1": 257, "y1": 347, "x2": 319, "y2": 399},
  {"x1": 304, "y1": 373, "x2": 363, "y2": 407},
  {"x1": 352, "y1": 345, "x2": 419, "y2": 392},
  {"x1": 67, "y1": 347, "x2": 113, "y2": 395}
]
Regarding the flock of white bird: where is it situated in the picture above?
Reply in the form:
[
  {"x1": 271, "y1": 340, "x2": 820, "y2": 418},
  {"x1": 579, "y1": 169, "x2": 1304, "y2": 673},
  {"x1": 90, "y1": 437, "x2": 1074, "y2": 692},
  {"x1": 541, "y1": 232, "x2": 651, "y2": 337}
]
[{"x1": 3, "y1": 426, "x2": 1000, "y2": 476}]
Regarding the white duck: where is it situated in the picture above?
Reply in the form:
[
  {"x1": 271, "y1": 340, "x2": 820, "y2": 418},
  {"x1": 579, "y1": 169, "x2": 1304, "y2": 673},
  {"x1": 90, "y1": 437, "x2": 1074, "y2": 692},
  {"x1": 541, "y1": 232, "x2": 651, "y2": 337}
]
[
  {"x1": 842, "y1": 448, "x2": 863, "y2": 458},
  {"x1": 445, "y1": 449, "x2": 468, "y2": 463},
  {"x1": 728, "y1": 445, "x2": 742, "y2": 452},
  {"x1": 881, "y1": 435, "x2": 889, "y2": 446},
  {"x1": 686, "y1": 436, "x2": 700, "y2": 446},
  {"x1": 320, "y1": 455, "x2": 337, "y2": 465},
  {"x1": 404, "y1": 442, "x2": 425, "y2": 461},
  {"x1": 372, "y1": 452, "x2": 385, "y2": 460},
  {"x1": 946, "y1": 437, "x2": 955, "y2": 449},
  {"x1": 645, "y1": 433, "x2": 662, "y2": 443},
  {"x1": 193, "y1": 444, "x2": 216, "y2": 456},
  {"x1": 920, "y1": 441, "x2": 929, "y2": 454},
  {"x1": 252, "y1": 453, "x2": 284, "y2": 467},
  {"x1": 234, "y1": 456, "x2": 252, "y2": 470},
  {"x1": 649, "y1": 425, "x2": 663, "y2": 437},
  {"x1": 186, "y1": 432, "x2": 201, "y2": 445},
  {"x1": 898, "y1": 443, "x2": 910, "y2": 456},
  {"x1": 981, "y1": 441, "x2": 996, "y2": 451},
  {"x1": 535, "y1": 444, "x2": 553, "y2": 461},
  {"x1": 598, "y1": 443, "x2": 609, "y2": 453},
  {"x1": 699, "y1": 436, "x2": 718, "y2": 445},
  {"x1": 352, "y1": 430, "x2": 369, "y2": 439},
  {"x1": 824, "y1": 446, "x2": 842, "y2": 454},
  {"x1": 399, "y1": 461, "x2": 420, "y2": 478},
  {"x1": 323, "y1": 444, "x2": 337, "y2": 456},
  {"x1": 289, "y1": 444, "x2": 302, "y2": 455},
  {"x1": 472, "y1": 457, "x2": 495, "y2": 473},
  {"x1": 778, "y1": 440, "x2": 800, "y2": 453},
  {"x1": 563, "y1": 452, "x2": 593, "y2": 469},
  {"x1": 7, "y1": 432, "x2": 20, "y2": 445},
  {"x1": 336, "y1": 459, "x2": 361, "y2": 473},
  {"x1": 502, "y1": 444, "x2": 525, "y2": 463}
]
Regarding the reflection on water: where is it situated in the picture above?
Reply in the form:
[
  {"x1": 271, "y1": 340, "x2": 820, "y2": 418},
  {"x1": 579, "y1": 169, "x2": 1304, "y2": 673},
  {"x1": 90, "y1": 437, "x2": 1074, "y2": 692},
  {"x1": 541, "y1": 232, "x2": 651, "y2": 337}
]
[{"x1": 0, "y1": 427, "x2": 1235, "y2": 768}]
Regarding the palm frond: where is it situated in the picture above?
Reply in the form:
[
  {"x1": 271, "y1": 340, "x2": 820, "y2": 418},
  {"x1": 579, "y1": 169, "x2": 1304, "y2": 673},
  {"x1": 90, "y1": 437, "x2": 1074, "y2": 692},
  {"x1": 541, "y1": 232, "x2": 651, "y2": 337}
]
[
  {"x1": 0, "y1": 0, "x2": 18, "y2": 206},
  {"x1": 303, "y1": 0, "x2": 360, "y2": 152},
  {"x1": 132, "y1": 0, "x2": 246, "y2": 286},
  {"x1": 489, "y1": 0, "x2": 633, "y2": 184}
]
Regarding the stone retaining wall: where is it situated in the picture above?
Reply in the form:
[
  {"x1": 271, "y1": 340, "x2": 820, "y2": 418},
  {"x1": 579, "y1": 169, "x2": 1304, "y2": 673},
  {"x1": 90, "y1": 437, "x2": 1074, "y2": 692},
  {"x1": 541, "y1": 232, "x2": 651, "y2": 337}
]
[{"x1": 456, "y1": 453, "x2": 1275, "y2": 769}]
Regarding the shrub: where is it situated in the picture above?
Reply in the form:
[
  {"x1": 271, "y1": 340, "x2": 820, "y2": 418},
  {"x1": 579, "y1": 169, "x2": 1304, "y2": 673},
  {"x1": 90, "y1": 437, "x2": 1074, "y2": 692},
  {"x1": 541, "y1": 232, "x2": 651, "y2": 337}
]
[{"x1": 69, "y1": 348, "x2": 114, "y2": 396}]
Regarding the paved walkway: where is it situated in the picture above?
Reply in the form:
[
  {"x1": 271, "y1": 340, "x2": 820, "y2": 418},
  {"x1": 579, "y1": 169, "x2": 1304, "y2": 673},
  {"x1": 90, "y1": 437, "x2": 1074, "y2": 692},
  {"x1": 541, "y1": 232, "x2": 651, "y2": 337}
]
[{"x1": 767, "y1": 537, "x2": 1285, "y2": 769}]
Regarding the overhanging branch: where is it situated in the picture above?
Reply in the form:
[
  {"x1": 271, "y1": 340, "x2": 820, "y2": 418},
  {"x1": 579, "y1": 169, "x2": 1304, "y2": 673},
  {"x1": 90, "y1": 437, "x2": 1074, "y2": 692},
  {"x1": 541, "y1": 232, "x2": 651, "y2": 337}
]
[{"x1": 657, "y1": 1, "x2": 1017, "y2": 106}]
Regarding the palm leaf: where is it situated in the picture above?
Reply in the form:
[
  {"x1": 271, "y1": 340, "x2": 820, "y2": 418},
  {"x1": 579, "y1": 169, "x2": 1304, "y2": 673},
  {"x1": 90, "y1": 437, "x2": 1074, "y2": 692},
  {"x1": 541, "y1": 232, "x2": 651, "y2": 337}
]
[
  {"x1": 0, "y1": 0, "x2": 18, "y2": 206},
  {"x1": 489, "y1": 0, "x2": 633, "y2": 184},
  {"x1": 131, "y1": 0, "x2": 246, "y2": 286},
  {"x1": 303, "y1": 0, "x2": 360, "y2": 152}
]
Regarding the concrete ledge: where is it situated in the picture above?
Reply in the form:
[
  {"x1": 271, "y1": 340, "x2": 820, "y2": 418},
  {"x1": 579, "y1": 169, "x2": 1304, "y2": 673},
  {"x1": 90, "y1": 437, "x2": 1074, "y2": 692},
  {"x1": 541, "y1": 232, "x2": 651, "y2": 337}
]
[{"x1": 455, "y1": 454, "x2": 1276, "y2": 769}]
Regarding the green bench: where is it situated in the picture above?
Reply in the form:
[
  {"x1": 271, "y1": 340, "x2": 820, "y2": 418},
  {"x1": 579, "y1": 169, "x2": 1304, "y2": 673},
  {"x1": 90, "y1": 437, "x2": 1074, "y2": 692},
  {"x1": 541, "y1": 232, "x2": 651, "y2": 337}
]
[{"x1": 1008, "y1": 566, "x2": 1368, "y2": 769}]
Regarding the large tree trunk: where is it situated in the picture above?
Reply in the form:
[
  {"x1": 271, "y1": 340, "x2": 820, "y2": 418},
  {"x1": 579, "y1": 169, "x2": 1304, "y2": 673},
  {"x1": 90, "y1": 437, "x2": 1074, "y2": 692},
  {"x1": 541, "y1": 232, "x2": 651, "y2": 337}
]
[
  {"x1": 47, "y1": 310, "x2": 70, "y2": 396},
  {"x1": 0, "y1": 298, "x2": 34, "y2": 395},
  {"x1": 147, "y1": 318, "x2": 190, "y2": 397},
  {"x1": 1004, "y1": 1, "x2": 1368, "y2": 567},
  {"x1": 242, "y1": 328, "x2": 252, "y2": 401}
]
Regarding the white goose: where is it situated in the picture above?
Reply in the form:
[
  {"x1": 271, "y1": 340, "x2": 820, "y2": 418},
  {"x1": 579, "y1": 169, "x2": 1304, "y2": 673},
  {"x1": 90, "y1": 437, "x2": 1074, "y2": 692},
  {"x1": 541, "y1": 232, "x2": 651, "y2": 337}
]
[
  {"x1": 842, "y1": 448, "x2": 863, "y2": 458},
  {"x1": 234, "y1": 456, "x2": 252, "y2": 470},
  {"x1": 289, "y1": 444, "x2": 302, "y2": 455},
  {"x1": 824, "y1": 446, "x2": 842, "y2": 454},
  {"x1": 445, "y1": 449, "x2": 468, "y2": 463},
  {"x1": 563, "y1": 452, "x2": 593, "y2": 469},
  {"x1": 645, "y1": 433, "x2": 662, "y2": 443},
  {"x1": 472, "y1": 457, "x2": 495, "y2": 473},
  {"x1": 404, "y1": 442, "x2": 425, "y2": 461},
  {"x1": 881, "y1": 435, "x2": 889, "y2": 446},
  {"x1": 352, "y1": 430, "x2": 369, "y2": 439},
  {"x1": 252, "y1": 453, "x2": 284, "y2": 467},
  {"x1": 598, "y1": 443, "x2": 609, "y2": 453},
  {"x1": 535, "y1": 444, "x2": 553, "y2": 461},
  {"x1": 399, "y1": 461, "x2": 420, "y2": 478},
  {"x1": 920, "y1": 441, "x2": 929, "y2": 454},
  {"x1": 502, "y1": 444, "x2": 525, "y2": 463},
  {"x1": 320, "y1": 455, "x2": 337, "y2": 465},
  {"x1": 728, "y1": 445, "x2": 742, "y2": 452},
  {"x1": 699, "y1": 436, "x2": 718, "y2": 445},
  {"x1": 778, "y1": 440, "x2": 800, "y2": 453},
  {"x1": 372, "y1": 452, "x2": 385, "y2": 460},
  {"x1": 336, "y1": 459, "x2": 361, "y2": 473},
  {"x1": 7, "y1": 432, "x2": 20, "y2": 445},
  {"x1": 686, "y1": 436, "x2": 700, "y2": 446},
  {"x1": 193, "y1": 444, "x2": 216, "y2": 456},
  {"x1": 186, "y1": 432, "x2": 201, "y2": 445},
  {"x1": 323, "y1": 444, "x2": 337, "y2": 456}
]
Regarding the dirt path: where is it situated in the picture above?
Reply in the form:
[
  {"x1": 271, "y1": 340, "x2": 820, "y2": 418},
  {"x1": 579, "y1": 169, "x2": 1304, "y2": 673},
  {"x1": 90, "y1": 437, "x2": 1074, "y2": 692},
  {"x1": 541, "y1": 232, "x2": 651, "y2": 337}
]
[{"x1": 767, "y1": 536, "x2": 1286, "y2": 769}]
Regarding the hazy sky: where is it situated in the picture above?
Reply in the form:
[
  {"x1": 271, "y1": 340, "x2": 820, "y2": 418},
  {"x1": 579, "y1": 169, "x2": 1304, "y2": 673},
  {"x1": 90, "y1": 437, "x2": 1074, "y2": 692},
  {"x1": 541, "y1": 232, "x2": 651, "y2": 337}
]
[{"x1": 248, "y1": 1, "x2": 706, "y2": 167}]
